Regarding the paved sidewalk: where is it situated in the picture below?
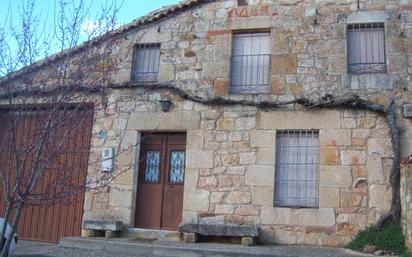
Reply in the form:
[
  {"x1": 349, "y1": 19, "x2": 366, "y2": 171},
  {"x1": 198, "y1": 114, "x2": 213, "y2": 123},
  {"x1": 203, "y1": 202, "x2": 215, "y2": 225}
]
[{"x1": 13, "y1": 238, "x2": 379, "y2": 257}]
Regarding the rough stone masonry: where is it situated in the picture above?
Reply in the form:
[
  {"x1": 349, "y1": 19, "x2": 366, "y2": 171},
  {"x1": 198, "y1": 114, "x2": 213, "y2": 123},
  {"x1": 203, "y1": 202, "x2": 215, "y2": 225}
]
[
  {"x1": 4, "y1": 0, "x2": 412, "y2": 249},
  {"x1": 81, "y1": 0, "x2": 412, "y2": 247}
]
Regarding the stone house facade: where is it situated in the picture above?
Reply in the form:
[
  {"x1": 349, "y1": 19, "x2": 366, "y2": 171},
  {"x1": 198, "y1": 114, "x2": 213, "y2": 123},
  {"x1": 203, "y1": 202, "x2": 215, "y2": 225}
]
[{"x1": 3, "y1": 0, "x2": 412, "y2": 248}]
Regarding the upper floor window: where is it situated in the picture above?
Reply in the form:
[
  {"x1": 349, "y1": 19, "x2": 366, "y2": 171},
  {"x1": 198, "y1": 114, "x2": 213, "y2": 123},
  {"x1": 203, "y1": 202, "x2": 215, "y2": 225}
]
[
  {"x1": 131, "y1": 44, "x2": 161, "y2": 82},
  {"x1": 275, "y1": 130, "x2": 319, "y2": 208},
  {"x1": 347, "y1": 23, "x2": 386, "y2": 74},
  {"x1": 230, "y1": 32, "x2": 270, "y2": 94}
]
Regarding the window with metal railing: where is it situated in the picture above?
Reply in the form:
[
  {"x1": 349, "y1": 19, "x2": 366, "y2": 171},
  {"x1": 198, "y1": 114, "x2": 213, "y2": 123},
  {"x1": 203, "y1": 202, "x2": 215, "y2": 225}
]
[
  {"x1": 347, "y1": 23, "x2": 386, "y2": 74},
  {"x1": 275, "y1": 130, "x2": 319, "y2": 208},
  {"x1": 131, "y1": 44, "x2": 161, "y2": 82},
  {"x1": 230, "y1": 32, "x2": 270, "y2": 94}
]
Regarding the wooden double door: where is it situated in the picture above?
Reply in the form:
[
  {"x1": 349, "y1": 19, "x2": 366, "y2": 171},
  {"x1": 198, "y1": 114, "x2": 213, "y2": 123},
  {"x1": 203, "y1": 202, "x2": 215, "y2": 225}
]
[{"x1": 135, "y1": 133, "x2": 186, "y2": 231}]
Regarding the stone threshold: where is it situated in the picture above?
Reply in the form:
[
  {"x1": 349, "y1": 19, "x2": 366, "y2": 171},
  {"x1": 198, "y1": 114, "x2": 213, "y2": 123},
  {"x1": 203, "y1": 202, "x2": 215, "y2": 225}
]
[
  {"x1": 59, "y1": 237, "x2": 377, "y2": 257},
  {"x1": 127, "y1": 227, "x2": 181, "y2": 241}
]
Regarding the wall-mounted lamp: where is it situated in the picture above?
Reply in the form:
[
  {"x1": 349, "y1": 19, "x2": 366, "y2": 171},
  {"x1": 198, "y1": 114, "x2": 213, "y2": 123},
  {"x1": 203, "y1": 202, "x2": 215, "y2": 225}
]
[{"x1": 159, "y1": 100, "x2": 173, "y2": 112}]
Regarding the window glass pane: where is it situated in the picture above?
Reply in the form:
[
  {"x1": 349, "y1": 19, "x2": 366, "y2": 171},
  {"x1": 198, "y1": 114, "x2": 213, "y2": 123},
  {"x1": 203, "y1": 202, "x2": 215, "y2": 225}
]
[
  {"x1": 169, "y1": 151, "x2": 185, "y2": 183},
  {"x1": 347, "y1": 23, "x2": 386, "y2": 73},
  {"x1": 133, "y1": 44, "x2": 160, "y2": 82},
  {"x1": 275, "y1": 131, "x2": 319, "y2": 208},
  {"x1": 231, "y1": 32, "x2": 270, "y2": 93},
  {"x1": 144, "y1": 151, "x2": 160, "y2": 182}
]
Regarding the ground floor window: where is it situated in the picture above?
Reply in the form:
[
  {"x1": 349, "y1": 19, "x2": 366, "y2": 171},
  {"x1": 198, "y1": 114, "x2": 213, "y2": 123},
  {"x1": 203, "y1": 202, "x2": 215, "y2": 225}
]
[{"x1": 274, "y1": 130, "x2": 319, "y2": 208}]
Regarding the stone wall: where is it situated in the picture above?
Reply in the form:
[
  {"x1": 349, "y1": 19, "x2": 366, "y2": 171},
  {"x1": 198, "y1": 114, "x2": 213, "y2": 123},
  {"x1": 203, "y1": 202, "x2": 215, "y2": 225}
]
[
  {"x1": 80, "y1": 0, "x2": 412, "y2": 247},
  {"x1": 5, "y1": 0, "x2": 411, "y2": 248},
  {"x1": 82, "y1": 89, "x2": 393, "y2": 246},
  {"x1": 402, "y1": 164, "x2": 412, "y2": 250}
]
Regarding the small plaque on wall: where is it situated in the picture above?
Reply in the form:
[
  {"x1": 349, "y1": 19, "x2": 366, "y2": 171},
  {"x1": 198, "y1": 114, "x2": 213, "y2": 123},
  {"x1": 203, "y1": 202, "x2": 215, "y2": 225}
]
[{"x1": 404, "y1": 104, "x2": 412, "y2": 118}]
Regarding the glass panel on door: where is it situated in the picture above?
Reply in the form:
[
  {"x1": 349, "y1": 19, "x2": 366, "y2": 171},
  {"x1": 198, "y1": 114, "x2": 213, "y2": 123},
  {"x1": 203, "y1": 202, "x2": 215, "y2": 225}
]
[
  {"x1": 144, "y1": 150, "x2": 160, "y2": 182},
  {"x1": 169, "y1": 150, "x2": 185, "y2": 183}
]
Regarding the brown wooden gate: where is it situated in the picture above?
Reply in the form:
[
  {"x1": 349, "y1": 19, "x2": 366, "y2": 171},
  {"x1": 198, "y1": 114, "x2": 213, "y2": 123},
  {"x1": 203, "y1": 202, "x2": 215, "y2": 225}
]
[
  {"x1": 135, "y1": 133, "x2": 186, "y2": 231},
  {"x1": 0, "y1": 104, "x2": 93, "y2": 242}
]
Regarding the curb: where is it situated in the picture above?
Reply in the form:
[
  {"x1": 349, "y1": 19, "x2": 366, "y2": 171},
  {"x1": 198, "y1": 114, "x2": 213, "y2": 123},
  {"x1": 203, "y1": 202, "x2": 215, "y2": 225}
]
[{"x1": 59, "y1": 237, "x2": 376, "y2": 257}]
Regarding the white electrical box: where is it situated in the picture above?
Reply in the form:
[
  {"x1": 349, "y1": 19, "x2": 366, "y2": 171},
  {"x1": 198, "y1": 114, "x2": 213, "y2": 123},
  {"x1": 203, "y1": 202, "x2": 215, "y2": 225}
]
[{"x1": 102, "y1": 148, "x2": 115, "y2": 172}]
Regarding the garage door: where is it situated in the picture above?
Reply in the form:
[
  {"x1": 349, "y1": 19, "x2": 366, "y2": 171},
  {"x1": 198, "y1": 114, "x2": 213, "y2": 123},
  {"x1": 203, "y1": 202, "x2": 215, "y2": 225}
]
[{"x1": 0, "y1": 105, "x2": 94, "y2": 242}]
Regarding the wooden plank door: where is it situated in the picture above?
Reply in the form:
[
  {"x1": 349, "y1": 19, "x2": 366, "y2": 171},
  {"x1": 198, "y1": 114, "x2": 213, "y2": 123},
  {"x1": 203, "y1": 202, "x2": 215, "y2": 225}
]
[
  {"x1": 135, "y1": 133, "x2": 186, "y2": 231},
  {"x1": 0, "y1": 105, "x2": 93, "y2": 242}
]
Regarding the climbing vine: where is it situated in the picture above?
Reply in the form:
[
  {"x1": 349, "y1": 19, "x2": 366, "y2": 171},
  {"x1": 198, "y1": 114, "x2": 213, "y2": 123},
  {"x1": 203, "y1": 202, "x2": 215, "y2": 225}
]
[{"x1": 0, "y1": 81, "x2": 402, "y2": 228}]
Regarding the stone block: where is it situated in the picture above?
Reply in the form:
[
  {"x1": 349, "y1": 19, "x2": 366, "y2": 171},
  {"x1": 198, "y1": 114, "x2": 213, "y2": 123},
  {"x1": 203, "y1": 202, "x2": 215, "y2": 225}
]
[
  {"x1": 352, "y1": 129, "x2": 370, "y2": 146},
  {"x1": 340, "y1": 150, "x2": 367, "y2": 165},
  {"x1": 242, "y1": 236, "x2": 257, "y2": 246},
  {"x1": 261, "y1": 207, "x2": 336, "y2": 227},
  {"x1": 217, "y1": 118, "x2": 236, "y2": 131},
  {"x1": 114, "y1": 169, "x2": 134, "y2": 185},
  {"x1": 252, "y1": 186, "x2": 273, "y2": 206},
  {"x1": 81, "y1": 229, "x2": 103, "y2": 237},
  {"x1": 184, "y1": 168, "x2": 199, "y2": 189},
  {"x1": 239, "y1": 152, "x2": 256, "y2": 165},
  {"x1": 183, "y1": 232, "x2": 198, "y2": 243},
  {"x1": 116, "y1": 151, "x2": 135, "y2": 168},
  {"x1": 215, "y1": 204, "x2": 234, "y2": 214},
  {"x1": 257, "y1": 147, "x2": 275, "y2": 165},
  {"x1": 319, "y1": 189, "x2": 340, "y2": 208},
  {"x1": 245, "y1": 165, "x2": 274, "y2": 186},
  {"x1": 271, "y1": 54, "x2": 297, "y2": 74},
  {"x1": 369, "y1": 184, "x2": 392, "y2": 211},
  {"x1": 270, "y1": 75, "x2": 285, "y2": 95},
  {"x1": 368, "y1": 138, "x2": 394, "y2": 158},
  {"x1": 320, "y1": 129, "x2": 351, "y2": 146},
  {"x1": 213, "y1": 80, "x2": 229, "y2": 96},
  {"x1": 109, "y1": 185, "x2": 133, "y2": 207},
  {"x1": 186, "y1": 150, "x2": 214, "y2": 168},
  {"x1": 138, "y1": 27, "x2": 172, "y2": 43},
  {"x1": 235, "y1": 206, "x2": 259, "y2": 216},
  {"x1": 341, "y1": 118, "x2": 357, "y2": 129},
  {"x1": 320, "y1": 146, "x2": 338, "y2": 166},
  {"x1": 366, "y1": 156, "x2": 385, "y2": 184},
  {"x1": 198, "y1": 176, "x2": 217, "y2": 188},
  {"x1": 340, "y1": 193, "x2": 363, "y2": 208},
  {"x1": 179, "y1": 223, "x2": 259, "y2": 237},
  {"x1": 235, "y1": 117, "x2": 256, "y2": 130},
  {"x1": 320, "y1": 166, "x2": 352, "y2": 188},
  {"x1": 211, "y1": 192, "x2": 226, "y2": 203},
  {"x1": 225, "y1": 191, "x2": 252, "y2": 204},
  {"x1": 259, "y1": 111, "x2": 340, "y2": 130},
  {"x1": 187, "y1": 130, "x2": 204, "y2": 150},
  {"x1": 83, "y1": 220, "x2": 123, "y2": 231},
  {"x1": 105, "y1": 230, "x2": 120, "y2": 238},
  {"x1": 158, "y1": 64, "x2": 175, "y2": 82},
  {"x1": 250, "y1": 131, "x2": 276, "y2": 148},
  {"x1": 128, "y1": 112, "x2": 200, "y2": 130},
  {"x1": 183, "y1": 189, "x2": 210, "y2": 212}
]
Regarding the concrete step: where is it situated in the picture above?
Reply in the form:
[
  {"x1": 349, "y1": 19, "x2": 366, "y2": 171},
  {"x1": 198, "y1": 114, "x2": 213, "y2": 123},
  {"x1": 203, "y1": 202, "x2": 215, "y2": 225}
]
[
  {"x1": 59, "y1": 237, "x2": 375, "y2": 257},
  {"x1": 127, "y1": 228, "x2": 181, "y2": 241}
]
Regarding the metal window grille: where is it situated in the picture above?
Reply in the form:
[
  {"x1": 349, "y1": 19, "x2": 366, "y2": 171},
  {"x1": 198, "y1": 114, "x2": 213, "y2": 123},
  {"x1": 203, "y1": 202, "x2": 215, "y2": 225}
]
[
  {"x1": 275, "y1": 130, "x2": 319, "y2": 208},
  {"x1": 347, "y1": 23, "x2": 386, "y2": 74},
  {"x1": 230, "y1": 32, "x2": 270, "y2": 94},
  {"x1": 132, "y1": 44, "x2": 161, "y2": 82}
]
